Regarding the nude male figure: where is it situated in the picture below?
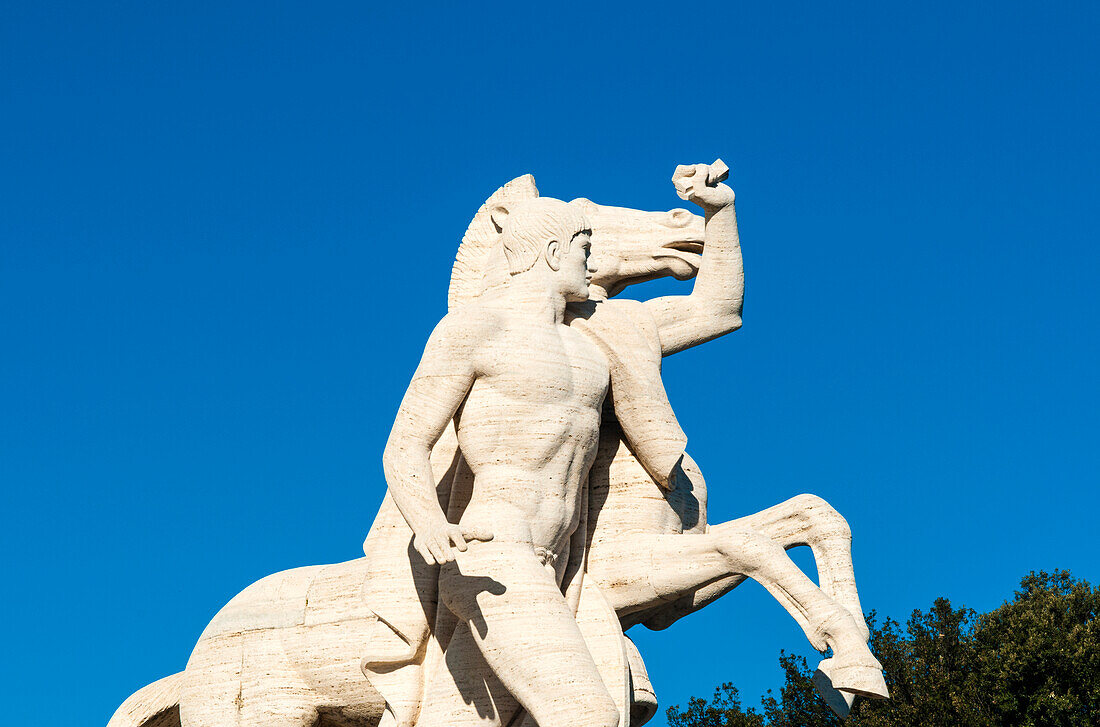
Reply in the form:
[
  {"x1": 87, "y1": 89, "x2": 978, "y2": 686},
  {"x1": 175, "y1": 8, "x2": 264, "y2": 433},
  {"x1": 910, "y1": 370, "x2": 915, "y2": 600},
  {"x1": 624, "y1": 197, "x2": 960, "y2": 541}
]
[{"x1": 381, "y1": 197, "x2": 619, "y2": 727}]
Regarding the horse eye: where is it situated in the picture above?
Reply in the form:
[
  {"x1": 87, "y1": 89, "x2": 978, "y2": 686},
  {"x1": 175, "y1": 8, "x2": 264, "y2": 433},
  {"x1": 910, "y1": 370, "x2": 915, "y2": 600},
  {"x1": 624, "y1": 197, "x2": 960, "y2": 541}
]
[{"x1": 668, "y1": 208, "x2": 693, "y2": 227}]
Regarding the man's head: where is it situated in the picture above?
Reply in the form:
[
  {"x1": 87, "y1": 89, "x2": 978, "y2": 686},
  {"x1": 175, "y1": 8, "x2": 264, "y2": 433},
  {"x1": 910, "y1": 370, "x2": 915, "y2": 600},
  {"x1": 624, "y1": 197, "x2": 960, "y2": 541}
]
[{"x1": 490, "y1": 197, "x2": 593, "y2": 302}]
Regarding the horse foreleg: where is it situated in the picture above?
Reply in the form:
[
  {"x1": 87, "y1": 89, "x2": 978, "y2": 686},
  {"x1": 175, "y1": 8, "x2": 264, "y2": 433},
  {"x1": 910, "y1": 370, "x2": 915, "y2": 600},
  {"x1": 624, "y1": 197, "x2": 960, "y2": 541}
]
[
  {"x1": 622, "y1": 495, "x2": 868, "y2": 640},
  {"x1": 613, "y1": 529, "x2": 884, "y2": 697},
  {"x1": 592, "y1": 529, "x2": 841, "y2": 647},
  {"x1": 716, "y1": 494, "x2": 868, "y2": 640},
  {"x1": 594, "y1": 529, "x2": 878, "y2": 671}
]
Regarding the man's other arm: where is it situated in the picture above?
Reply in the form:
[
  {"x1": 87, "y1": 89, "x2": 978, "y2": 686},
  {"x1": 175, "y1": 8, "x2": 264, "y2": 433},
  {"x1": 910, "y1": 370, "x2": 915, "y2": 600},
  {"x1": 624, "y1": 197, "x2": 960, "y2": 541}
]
[
  {"x1": 645, "y1": 163, "x2": 743, "y2": 356},
  {"x1": 381, "y1": 310, "x2": 492, "y2": 564}
]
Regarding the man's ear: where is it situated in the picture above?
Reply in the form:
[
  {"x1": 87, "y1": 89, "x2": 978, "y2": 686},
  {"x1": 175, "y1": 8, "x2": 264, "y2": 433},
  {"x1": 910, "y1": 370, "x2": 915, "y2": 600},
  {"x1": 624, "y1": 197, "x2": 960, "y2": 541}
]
[
  {"x1": 489, "y1": 205, "x2": 510, "y2": 234},
  {"x1": 545, "y1": 240, "x2": 562, "y2": 271}
]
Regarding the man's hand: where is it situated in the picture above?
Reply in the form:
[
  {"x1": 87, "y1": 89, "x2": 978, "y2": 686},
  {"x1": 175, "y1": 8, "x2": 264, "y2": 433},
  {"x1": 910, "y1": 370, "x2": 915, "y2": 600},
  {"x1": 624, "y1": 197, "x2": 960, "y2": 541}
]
[
  {"x1": 412, "y1": 521, "x2": 494, "y2": 564},
  {"x1": 672, "y1": 160, "x2": 735, "y2": 212}
]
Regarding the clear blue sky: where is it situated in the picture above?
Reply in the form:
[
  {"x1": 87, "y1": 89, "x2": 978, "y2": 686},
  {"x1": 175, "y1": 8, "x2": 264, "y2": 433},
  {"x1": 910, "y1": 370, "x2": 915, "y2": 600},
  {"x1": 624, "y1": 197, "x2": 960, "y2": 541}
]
[{"x1": 2, "y1": 2, "x2": 1097, "y2": 724}]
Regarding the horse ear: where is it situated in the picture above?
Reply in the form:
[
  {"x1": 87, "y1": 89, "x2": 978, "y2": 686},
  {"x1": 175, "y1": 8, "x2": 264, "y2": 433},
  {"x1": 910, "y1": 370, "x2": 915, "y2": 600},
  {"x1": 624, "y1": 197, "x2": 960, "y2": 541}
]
[
  {"x1": 571, "y1": 197, "x2": 599, "y2": 216},
  {"x1": 489, "y1": 204, "x2": 510, "y2": 233}
]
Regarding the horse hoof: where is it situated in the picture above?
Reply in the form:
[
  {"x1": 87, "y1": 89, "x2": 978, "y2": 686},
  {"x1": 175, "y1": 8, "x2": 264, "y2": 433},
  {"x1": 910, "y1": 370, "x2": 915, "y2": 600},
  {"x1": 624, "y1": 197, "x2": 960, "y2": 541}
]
[
  {"x1": 826, "y1": 658, "x2": 890, "y2": 700},
  {"x1": 812, "y1": 659, "x2": 856, "y2": 719}
]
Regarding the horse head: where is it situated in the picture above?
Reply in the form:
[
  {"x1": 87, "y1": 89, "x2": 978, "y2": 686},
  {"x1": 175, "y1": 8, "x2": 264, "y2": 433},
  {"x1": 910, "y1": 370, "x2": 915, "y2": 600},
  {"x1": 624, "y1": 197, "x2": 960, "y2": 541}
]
[{"x1": 572, "y1": 197, "x2": 705, "y2": 298}]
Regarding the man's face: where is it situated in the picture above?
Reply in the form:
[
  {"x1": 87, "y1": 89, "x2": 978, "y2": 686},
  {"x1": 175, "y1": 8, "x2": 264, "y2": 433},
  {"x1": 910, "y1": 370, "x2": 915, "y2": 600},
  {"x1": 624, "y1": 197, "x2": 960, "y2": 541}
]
[{"x1": 557, "y1": 229, "x2": 593, "y2": 302}]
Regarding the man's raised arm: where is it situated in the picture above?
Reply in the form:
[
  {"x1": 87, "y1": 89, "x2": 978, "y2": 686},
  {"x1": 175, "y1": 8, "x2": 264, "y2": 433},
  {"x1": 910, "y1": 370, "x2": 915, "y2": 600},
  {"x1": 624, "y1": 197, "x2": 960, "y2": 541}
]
[
  {"x1": 644, "y1": 162, "x2": 744, "y2": 356},
  {"x1": 381, "y1": 311, "x2": 492, "y2": 565}
]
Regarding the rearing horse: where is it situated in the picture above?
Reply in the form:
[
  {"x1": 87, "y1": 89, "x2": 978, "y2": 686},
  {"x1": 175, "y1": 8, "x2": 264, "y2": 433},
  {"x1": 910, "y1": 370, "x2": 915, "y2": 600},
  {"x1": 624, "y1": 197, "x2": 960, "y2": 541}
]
[{"x1": 108, "y1": 166, "x2": 886, "y2": 727}]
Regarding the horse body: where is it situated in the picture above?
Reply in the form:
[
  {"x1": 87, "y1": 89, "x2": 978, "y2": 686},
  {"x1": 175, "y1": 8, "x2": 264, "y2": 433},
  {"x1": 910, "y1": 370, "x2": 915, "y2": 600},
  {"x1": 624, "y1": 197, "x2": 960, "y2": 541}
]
[{"x1": 110, "y1": 560, "x2": 386, "y2": 727}]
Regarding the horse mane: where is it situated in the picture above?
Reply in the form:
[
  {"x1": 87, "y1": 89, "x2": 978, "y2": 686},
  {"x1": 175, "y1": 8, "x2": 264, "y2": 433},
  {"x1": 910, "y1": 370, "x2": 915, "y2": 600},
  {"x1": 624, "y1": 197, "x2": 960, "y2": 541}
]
[{"x1": 447, "y1": 174, "x2": 539, "y2": 311}]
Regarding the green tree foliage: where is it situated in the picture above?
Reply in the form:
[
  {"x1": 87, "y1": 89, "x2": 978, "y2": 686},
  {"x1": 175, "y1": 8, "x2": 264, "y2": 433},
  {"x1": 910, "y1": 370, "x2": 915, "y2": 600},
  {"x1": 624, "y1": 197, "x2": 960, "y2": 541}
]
[
  {"x1": 665, "y1": 683, "x2": 764, "y2": 727},
  {"x1": 664, "y1": 571, "x2": 1099, "y2": 727},
  {"x1": 971, "y1": 571, "x2": 1100, "y2": 726}
]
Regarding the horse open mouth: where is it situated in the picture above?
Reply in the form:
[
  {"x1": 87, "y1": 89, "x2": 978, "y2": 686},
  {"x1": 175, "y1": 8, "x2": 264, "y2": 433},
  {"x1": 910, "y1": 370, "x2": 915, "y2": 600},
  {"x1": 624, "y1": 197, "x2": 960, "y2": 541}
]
[
  {"x1": 601, "y1": 238, "x2": 706, "y2": 296},
  {"x1": 661, "y1": 240, "x2": 704, "y2": 255},
  {"x1": 655, "y1": 240, "x2": 704, "y2": 277}
]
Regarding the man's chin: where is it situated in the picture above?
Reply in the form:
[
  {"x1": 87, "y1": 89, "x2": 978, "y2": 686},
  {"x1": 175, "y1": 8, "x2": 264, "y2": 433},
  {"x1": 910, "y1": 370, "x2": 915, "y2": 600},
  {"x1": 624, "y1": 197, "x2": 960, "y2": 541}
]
[{"x1": 566, "y1": 288, "x2": 591, "y2": 303}]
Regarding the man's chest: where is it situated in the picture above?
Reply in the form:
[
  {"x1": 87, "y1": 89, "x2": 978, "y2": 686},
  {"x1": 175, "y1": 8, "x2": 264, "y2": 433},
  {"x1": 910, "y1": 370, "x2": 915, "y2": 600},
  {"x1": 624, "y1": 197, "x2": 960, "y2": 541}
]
[{"x1": 478, "y1": 328, "x2": 609, "y2": 405}]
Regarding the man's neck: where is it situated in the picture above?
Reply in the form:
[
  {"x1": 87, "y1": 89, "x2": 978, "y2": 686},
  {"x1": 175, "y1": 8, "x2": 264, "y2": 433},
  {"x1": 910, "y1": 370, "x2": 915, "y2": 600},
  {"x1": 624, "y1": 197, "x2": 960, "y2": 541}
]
[{"x1": 501, "y1": 274, "x2": 567, "y2": 325}]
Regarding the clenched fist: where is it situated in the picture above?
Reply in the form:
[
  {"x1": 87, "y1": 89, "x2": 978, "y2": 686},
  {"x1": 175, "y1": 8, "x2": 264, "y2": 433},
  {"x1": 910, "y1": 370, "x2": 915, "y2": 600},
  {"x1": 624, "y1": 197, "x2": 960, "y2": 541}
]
[{"x1": 672, "y1": 160, "x2": 735, "y2": 212}]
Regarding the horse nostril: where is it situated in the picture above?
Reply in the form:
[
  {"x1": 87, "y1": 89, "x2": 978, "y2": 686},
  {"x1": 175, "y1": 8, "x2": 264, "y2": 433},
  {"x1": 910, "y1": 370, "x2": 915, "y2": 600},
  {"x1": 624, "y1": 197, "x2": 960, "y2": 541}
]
[{"x1": 668, "y1": 208, "x2": 693, "y2": 228}]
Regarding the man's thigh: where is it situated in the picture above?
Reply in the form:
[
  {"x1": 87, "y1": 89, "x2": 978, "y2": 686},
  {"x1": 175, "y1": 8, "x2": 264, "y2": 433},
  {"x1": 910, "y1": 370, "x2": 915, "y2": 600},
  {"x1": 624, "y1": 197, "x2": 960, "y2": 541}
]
[
  {"x1": 416, "y1": 621, "x2": 519, "y2": 727},
  {"x1": 432, "y1": 542, "x2": 618, "y2": 727}
]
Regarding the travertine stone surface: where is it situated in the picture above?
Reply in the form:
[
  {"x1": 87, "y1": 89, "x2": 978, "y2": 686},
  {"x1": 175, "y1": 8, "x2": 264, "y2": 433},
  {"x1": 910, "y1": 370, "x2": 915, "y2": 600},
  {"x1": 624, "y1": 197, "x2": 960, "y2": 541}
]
[{"x1": 109, "y1": 163, "x2": 888, "y2": 727}]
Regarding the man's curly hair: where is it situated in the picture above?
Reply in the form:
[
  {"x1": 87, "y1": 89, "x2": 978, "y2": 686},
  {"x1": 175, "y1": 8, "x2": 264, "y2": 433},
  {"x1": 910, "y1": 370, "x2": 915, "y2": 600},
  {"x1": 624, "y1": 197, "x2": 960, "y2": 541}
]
[{"x1": 500, "y1": 198, "x2": 589, "y2": 275}]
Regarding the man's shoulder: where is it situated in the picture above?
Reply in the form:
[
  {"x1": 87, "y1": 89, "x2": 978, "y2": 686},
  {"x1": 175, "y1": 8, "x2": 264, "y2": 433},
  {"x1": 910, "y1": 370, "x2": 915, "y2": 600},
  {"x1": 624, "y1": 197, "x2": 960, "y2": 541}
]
[
  {"x1": 432, "y1": 302, "x2": 502, "y2": 344},
  {"x1": 574, "y1": 299, "x2": 662, "y2": 356},
  {"x1": 606, "y1": 298, "x2": 654, "y2": 324}
]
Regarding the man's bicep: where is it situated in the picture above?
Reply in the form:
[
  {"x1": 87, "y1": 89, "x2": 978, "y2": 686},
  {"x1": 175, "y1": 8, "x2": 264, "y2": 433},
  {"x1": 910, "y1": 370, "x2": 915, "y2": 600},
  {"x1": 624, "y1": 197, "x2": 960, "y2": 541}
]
[
  {"x1": 391, "y1": 374, "x2": 472, "y2": 447},
  {"x1": 391, "y1": 318, "x2": 479, "y2": 445},
  {"x1": 644, "y1": 295, "x2": 692, "y2": 333},
  {"x1": 644, "y1": 295, "x2": 704, "y2": 355}
]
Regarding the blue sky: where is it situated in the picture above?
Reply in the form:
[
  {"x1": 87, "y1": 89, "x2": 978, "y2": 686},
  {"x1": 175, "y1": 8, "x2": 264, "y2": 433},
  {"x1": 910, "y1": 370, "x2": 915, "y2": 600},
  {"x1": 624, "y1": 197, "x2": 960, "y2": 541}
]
[{"x1": 2, "y1": 2, "x2": 1098, "y2": 724}]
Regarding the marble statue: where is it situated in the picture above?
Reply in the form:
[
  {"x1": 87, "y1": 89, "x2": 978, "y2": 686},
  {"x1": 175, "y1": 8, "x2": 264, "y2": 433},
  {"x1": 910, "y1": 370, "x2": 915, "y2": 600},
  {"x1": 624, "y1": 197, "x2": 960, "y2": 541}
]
[{"x1": 108, "y1": 162, "x2": 888, "y2": 727}]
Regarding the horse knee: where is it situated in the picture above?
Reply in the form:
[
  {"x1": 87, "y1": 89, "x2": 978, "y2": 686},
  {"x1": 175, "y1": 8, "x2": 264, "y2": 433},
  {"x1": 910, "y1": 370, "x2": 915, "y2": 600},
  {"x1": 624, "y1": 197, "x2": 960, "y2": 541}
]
[
  {"x1": 788, "y1": 492, "x2": 831, "y2": 513},
  {"x1": 789, "y1": 494, "x2": 851, "y2": 541},
  {"x1": 715, "y1": 529, "x2": 781, "y2": 574}
]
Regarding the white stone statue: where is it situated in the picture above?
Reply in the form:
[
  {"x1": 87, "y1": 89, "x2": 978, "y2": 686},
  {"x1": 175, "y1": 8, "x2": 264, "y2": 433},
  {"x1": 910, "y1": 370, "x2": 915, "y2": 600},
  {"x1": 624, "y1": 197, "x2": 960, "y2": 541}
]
[{"x1": 108, "y1": 163, "x2": 888, "y2": 727}]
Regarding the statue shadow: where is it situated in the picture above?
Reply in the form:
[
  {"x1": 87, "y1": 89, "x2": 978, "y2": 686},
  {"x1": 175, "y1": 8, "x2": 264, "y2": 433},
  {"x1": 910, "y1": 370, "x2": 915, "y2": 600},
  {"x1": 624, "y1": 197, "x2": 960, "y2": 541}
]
[
  {"x1": 586, "y1": 430, "x2": 702, "y2": 537},
  {"x1": 434, "y1": 571, "x2": 513, "y2": 723}
]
